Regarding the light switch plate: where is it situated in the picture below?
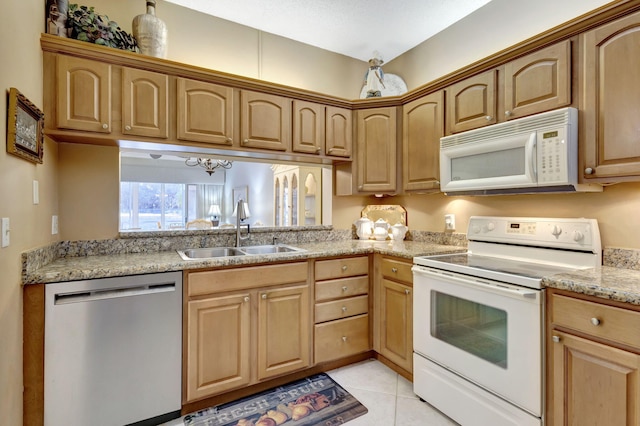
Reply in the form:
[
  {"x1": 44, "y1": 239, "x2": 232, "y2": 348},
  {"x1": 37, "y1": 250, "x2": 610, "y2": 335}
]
[
  {"x1": 33, "y1": 180, "x2": 39, "y2": 205},
  {"x1": 445, "y1": 214, "x2": 456, "y2": 231},
  {"x1": 1, "y1": 217, "x2": 10, "y2": 247},
  {"x1": 52, "y1": 215, "x2": 58, "y2": 235}
]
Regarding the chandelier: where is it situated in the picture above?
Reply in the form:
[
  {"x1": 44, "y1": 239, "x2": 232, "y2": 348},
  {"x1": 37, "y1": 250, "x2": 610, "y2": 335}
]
[{"x1": 185, "y1": 157, "x2": 233, "y2": 175}]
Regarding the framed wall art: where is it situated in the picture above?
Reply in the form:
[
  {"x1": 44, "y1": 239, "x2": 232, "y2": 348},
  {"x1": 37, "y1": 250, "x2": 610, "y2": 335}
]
[{"x1": 6, "y1": 87, "x2": 44, "y2": 164}]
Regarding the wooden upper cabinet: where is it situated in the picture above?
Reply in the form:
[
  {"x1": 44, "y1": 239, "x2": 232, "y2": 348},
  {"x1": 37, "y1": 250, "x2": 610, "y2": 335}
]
[
  {"x1": 326, "y1": 106, "x2": 353, "y2": 158},
  {"x1": 292, "y1": 100, "x2": 325, "y2": 155},
  {"x1": 56, "y1": 55, "x2": 111, "y2": 133},
  {"x1": 582, "y1": 10, "x2": 640, "y2": 182},
  {"x1": 356, "y1": 107, "x2": 398, "y2": 193},
  {"x1": 177, "y1": 78, "x2": 234, "y2": 146},
  {"x1": 240, "y1": 91, "x2": 291, "y2": 151},
  {"x1": 504, "y1": 40, "x2": 572, "y2": 120},
  {"x1": 402, "y1": 91, "x2": 444, "y2": 192},
  {"x1": 446, "y1": 69, "x2": 497, "y2": 134},
  {"x1": 122, "y1": 68, "x2": 169, "y2": 139}
]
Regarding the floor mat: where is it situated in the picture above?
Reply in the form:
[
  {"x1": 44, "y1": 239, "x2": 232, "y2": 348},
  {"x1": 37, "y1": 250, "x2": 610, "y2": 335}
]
[{"x1": 184, "y1": 372, "x2": 368, "y2": 426}]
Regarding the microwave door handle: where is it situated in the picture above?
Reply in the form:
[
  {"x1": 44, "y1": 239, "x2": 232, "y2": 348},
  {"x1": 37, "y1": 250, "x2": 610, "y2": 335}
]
[{"x1": 526, "y1": 132, "x2": 537, "y2": 178}]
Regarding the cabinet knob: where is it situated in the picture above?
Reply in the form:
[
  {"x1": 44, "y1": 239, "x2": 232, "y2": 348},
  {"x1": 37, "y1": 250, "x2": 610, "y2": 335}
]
[
  {"x1": 505, "y1": 111, "x2": 511, "y2": 117},
  {"x1": 243, "y1": 139, "x2": 249, "y2": 143},
  {"x1": 124, "y1": 125, "x2": 131, "y2": 131},
  {"x1": 391, "y1": 267, "x2": 398, "y2": 273},
  {"x1": 405, "y1": 289, "x2": 410, "y2": 295},
  {"x1": 358, "y1": 185, "x2": 363, "y2": 190},
  {"x1": 316, "y1": 147, "x2": 321, "y2": 153},
  {"x1": 342, "y1": 306, "x2": 347, "y2": 312},
  {"x1": 585, "y1": 167, "x2": 594, "y2": 175},
  {"x1": 328, "y1": 148, "x2": 334, "y2": 153},
  {"x1": 342, "y1": 286, "x2": 348, "y2": 292},
  {"x1": 342, "y1": 336, "x2": 347, "y2": 342},
  {"x1": 342, "y1": 265, "x2": 348, "y2": 271},
  {"x1": 244, "y1": 296, "x2": 250, "y2": 302},
  {"x1": 485, "y1": 115, "x2": 493, "y2": 121},
  {"x1": 261, "y1": 293, "x2": 267, "y2": 299},
  {"x1": 552, "y1": 335, "x2": 561, "y2": 343},
  {"x1": 590, "y1": 317, "x2": 601, "y2": 326},
  {"x1": 102, "y1": 123, "x2": 108, "y2": 129},
  {"x1": 226, "y1": 137, "x2": 232, "y2": 143}
]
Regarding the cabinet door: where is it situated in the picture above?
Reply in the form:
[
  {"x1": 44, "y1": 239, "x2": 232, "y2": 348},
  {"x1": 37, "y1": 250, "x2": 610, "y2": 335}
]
[
  {"x1": 177, "y1": 78, "x2": 234, "y2": 145},
  {"x1": 379, "y1": 279, "x2": 413, "y2": 372},
  {"x1": 293, "y1": 100, "x2": 324, "y2": 155},
  {"x1": 186, "y1": 293, "x2": 251, "y2": 401},
  {"x1": 582, "y1": 11, "x2": 640, "y2": 181},
  {"x1": 122, "y1": 68, "x2": 169, "y2": 138},
  {"x1": 257, "y1": 284, "x2": 310, "y2": 380},
  {"x1": 240, "y1": 91, "x2": 291, "y2": 151},
  {"x1": 402, "y1": 91, "x2": 443, "y2": 192},
  {"x1": 504, "y1": 40, "x2": 571, "y2": 120},
  {"x1": 446, "y1": 70, "x2": 497, "y2": 134},
  {"x1": 356, "y1": 107, "x2": 398, "y2": 193},
  {"x1": 326, "y1": 106, "x2": 353, "y2": 158},
  {"x1": 550, "y1": 331, "x2": 640, "y2": 426},
  {"x1": 56, "y1": 55, "x2": 111, "y2": 133}
]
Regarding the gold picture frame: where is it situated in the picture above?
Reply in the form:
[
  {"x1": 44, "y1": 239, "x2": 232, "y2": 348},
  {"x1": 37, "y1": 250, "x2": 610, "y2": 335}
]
[{"x1": 7, "y1": 87, "x2": 44, "y2": 164}]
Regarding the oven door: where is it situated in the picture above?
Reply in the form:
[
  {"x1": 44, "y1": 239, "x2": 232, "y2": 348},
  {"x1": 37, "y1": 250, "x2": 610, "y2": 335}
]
[{"x1": 413, "y1": 265, "x2": 543, "y2": 416}]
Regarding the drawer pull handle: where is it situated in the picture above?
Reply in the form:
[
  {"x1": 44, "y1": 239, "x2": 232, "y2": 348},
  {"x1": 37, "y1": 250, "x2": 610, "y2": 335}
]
[
  {"x1": 342, "y1": 336, "x2": 347, "y2": 342},
  {"x1": 342, "y1": 306, "x2": 347, "y2": 312},
  {"x1": 262, "y1": 293, "x2": 267, "y2": 299},
  {"x1": 342, "y1": 286, "x2": 348, "y2": 292},
  {"x1": 342, "y1": 265, "x2": 348, "y2": 271},
  {"x1": 591, "y1": 317, "x2": 601, "y2": 326},
  {"x1": 552, "y1": 335, "x2": 561, "y2": 343},
  {"x1": 405, "y1": 289, "x2": 410, "y2": 295},
  {"x1": 244, "y1": 296, "x2": 249, "y2": 302},
  {"x1": 391, "y1": 267, "x2": 398, "y2": 273}
]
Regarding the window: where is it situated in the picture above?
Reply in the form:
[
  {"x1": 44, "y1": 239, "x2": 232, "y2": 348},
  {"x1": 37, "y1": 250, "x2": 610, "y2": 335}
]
[{"x1": 120, "y1": 182, "x2": 222, "y2": 230}]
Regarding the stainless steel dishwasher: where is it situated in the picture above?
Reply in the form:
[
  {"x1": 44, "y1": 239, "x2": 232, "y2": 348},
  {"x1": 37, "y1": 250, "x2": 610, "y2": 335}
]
[{"x1": 44, "y1": 271, "x2": 182, "y2": 426}]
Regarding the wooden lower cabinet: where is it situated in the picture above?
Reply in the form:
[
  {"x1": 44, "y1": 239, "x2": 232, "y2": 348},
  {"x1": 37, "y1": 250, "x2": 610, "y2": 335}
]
[
  {"x1": 547, "y1": 289, "x2": 640, "y2": 426},
  {"x1": 185, "y1": 263, "x2": 310, "y2": 403},
  {"x1": 374, "y1": 256, "x2": 413, "y2": 374},
  {"x1": 314, "y1": 257, "x2": 371, "y2": 364}
]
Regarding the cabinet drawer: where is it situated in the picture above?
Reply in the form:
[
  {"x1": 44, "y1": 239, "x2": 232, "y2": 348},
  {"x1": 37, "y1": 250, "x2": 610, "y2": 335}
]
[
  {"x1": 315, "y1": 295, "x2": 369, "y2": 323},
  {"x1": 381, "y1": 258, "x2": 413, "y2": 283},
  {"x1": 315, "y1": 257, "x2": 369, "y2": 281},
  {"x1": 315, "y1": 276, "x2": 369, "y2": 302},
  {"x1": 188, "y1": 262, "x2": 308, "y2": 297},
  {"x1": 314, "y1": 314, "x2": 370, "y2": 363},
  {"x1": 551, "y1": 294, "x2": 640, "y2": 348}
]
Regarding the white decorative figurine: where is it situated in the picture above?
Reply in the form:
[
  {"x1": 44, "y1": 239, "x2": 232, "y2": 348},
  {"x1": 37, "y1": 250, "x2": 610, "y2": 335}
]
[{"x1": 364, "y1": 53, "x2": 385, "y2": 98}]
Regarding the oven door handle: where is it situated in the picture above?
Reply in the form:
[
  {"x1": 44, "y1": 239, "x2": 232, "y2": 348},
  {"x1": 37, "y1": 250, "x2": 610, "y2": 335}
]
[{"x1": 412, "y1": 266, "x2": 540, "y2": 301}]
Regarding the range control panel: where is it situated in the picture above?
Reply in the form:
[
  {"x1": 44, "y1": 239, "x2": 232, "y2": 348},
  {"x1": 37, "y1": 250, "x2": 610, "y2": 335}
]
[{"x1": 467, "y1": 216, "x2": 601, "y2": 253}]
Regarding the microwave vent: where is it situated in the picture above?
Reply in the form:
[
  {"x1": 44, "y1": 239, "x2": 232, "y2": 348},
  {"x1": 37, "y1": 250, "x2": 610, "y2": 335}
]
[{"x1": 441, "y1": 108, "x2": 574, "y2": 149}]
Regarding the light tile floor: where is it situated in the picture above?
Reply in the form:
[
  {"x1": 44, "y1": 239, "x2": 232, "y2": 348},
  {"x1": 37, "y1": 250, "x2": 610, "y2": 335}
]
[{"x1": 165, "y1": 359, "x2": 458, "y2": 426}]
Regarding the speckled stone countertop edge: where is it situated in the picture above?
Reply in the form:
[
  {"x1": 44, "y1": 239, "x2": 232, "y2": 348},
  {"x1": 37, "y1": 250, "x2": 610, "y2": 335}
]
[
  {"x1": 22, "y1": 240, "x2": 466, "y2": 285},
  {"x1": 542, "y1": 263, "x2": 640, "y2": 305}
]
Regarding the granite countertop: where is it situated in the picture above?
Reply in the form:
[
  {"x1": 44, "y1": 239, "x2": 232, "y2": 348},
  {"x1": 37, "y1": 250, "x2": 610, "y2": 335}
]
[
  {"x1": 24, "y1": 240, "x2": 465, "y2": 285},
  {"x1": 543, "y1": 266, "x2": 640, "y2": 306}
]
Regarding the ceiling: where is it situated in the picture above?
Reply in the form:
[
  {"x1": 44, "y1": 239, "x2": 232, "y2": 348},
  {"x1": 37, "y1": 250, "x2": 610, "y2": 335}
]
[{"x1": 163, "y1": 0, "x2": 492, "y2": 63}]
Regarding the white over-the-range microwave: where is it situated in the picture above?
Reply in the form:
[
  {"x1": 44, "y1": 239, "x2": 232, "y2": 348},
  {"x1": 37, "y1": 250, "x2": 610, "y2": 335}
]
[{"x1": 439, "y1": 107, "x2": 602, "y2": 195}]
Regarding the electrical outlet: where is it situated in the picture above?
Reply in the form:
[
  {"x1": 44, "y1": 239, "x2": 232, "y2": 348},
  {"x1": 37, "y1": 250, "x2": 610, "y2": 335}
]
[
  {"x1": 33, "y1": 180, "x2": 39, "y2": 205},
  {"x1": 1, "y1": 217, "x2": 10, "y2": 247},
  {"x1": 52, "y1": 215, "x2": 59, "y2": 235},
  {"x1": 445, "y1": 214, "x2": 456, "y2": 231}
]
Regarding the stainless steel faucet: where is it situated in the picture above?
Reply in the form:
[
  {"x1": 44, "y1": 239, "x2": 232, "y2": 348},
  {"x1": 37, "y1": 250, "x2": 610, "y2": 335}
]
[{"x1": 235, "y1": 199, "x2": 250, "y2": 247}]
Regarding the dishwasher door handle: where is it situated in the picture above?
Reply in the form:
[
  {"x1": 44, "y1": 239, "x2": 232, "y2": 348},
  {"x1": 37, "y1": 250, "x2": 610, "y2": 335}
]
[{"x1": 54, "y1": 283, "x2": 176, "y2": 305}]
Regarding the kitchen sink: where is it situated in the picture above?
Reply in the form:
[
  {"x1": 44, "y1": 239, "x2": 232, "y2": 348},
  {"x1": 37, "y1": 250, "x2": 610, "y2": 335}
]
[
  {"x1": 239, "y1": 244, "x2": 305, "y2": 255},
  {"x1": 177, "y1": 247, "x2": 246, "y2": 260},
  {"x1": 177, "y1": 244, "x2": 305, "y2": 260}
]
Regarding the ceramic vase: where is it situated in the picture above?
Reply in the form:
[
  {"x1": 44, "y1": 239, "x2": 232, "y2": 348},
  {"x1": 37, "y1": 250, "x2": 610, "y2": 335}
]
[
  {"x1": 46, "y1": 0, "x2": 69, "y2": 37},
  {"x1": 132, "y1": 0, "x2": 168, "y2": 58}
]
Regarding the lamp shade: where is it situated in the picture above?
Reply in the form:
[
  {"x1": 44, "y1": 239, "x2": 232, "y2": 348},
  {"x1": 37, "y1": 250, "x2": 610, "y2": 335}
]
[
  {"x1": 232, "y1": 202, "x2": 251, "y2": 219},
  {"x1": 208, "y1": 204, "x2": 221, "y2": 217}
]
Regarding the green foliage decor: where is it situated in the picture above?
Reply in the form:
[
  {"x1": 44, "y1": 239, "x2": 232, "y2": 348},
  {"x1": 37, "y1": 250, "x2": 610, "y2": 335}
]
[{"x1": 68, "y1": 4, "x2": 139, "y2": 52}]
